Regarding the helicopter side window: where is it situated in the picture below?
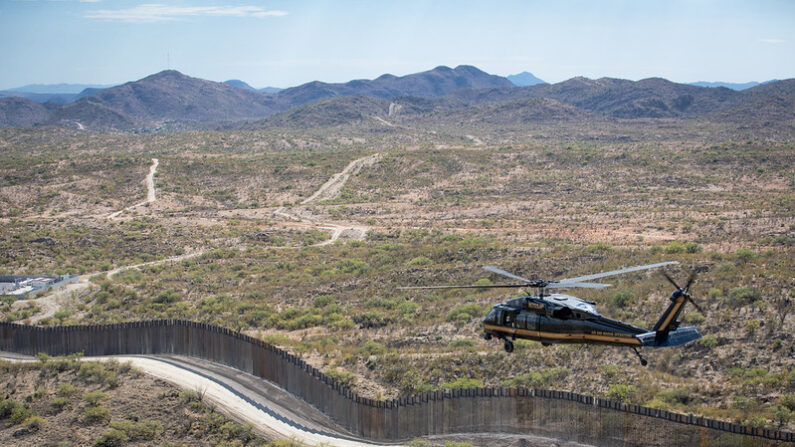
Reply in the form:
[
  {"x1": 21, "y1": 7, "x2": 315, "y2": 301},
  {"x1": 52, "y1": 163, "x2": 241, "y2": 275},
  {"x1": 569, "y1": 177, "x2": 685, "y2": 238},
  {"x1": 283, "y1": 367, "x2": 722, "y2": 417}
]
[{"x1": 503, "y1": 311, "x2": 515, "y2": 327}]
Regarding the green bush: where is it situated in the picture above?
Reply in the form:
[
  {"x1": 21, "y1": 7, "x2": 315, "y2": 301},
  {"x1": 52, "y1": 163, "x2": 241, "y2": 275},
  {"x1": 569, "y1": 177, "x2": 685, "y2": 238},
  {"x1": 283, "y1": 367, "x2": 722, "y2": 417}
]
[
  {"x1": 727, "y1": 287, "x2": 760, "y2": 307},
  {"x1": 352, "y1": 311, "x2": 392, "y2": 328},
  {"x1": 336, "y1": 259, "x2": 371, "y2": 274},
  {"x1": 685, "y1": 242, "x2": 702, "y2": 253},
  {"x1": 607, "y1": 384, "x2": 636, "y2": 402},
  {"x1": 735, "y1": 248, "x2": 756, "y2": 263},
  {"x1": 448, "y1": 339, "x2": 476, "y2": 349},
  {"x1": 83, "y1": 405, "x2": 111, "y2": 424},
  {"x1": 59, "y1": 383, "x2": 77, "y2": 396},
  {"x1": 0, "y1": 398, "x2": 34, "y2": 425},
  {"x1": 664, "y1": 241, "x2": 686, "y2": 254},
  {"x1": 154, "y1": 289, "x2": 181, "y2": 304},
  {"x1": 610, "y1": 291, "x2": 634, "y2": 308},
  {"x1": 656, "y1": 387, "x2": 692, "y2": 405},
  {"x1": 441, "y1": 377, "x2": 483, "y2": 390},
  {"x1": 699, "y1": 335, "x2": 718, "y2": 349},
  {"x1": 447, "y1": 304, "x2": 482, "y2": 322},
  {"x1": 326, "y1": 368, "x2": 356, "y2": 387},
  {"x1": 361, "y1": 340, "x2": 386, "y2": 356},
  {"x1": 24, "y1": 415, "x2": 47, "y2": 431},
  {"x1": 83, "y1": 391, "x2": 107, "y2": 406},
  {"x1": 51, "y1": 396, "x2": 70, "y2": 411},
  {"x1": 95, "y1": 428, "x2": 128, "y2": 446},
  {"x1": 405, "y1": 256, "x2": 433, "y2": 266}
]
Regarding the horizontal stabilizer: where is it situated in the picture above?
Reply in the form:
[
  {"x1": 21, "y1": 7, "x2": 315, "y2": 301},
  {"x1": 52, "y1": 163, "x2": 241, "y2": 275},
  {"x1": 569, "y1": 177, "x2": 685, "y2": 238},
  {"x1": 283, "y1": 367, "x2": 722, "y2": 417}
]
[{"x1": 637, "y1": 326, "x2": 701, "y2": 347}]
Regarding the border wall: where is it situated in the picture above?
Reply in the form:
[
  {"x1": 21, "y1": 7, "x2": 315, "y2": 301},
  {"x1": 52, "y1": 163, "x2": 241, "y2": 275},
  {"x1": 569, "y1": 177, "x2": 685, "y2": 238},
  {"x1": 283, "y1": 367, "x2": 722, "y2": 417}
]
[{"x1": 0, "y1": 320, "x2": 791, "y2": 447}]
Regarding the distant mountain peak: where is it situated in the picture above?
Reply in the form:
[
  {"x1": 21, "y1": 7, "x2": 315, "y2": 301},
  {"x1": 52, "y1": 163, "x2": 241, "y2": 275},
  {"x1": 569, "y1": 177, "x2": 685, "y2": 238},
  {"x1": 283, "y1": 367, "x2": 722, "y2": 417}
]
[
  {"x1": 507, "y1": 71, "x2": 546, "y2": 87},
  {"x1": 224, "y1": 79, "x2": 257, "y2": 91}
]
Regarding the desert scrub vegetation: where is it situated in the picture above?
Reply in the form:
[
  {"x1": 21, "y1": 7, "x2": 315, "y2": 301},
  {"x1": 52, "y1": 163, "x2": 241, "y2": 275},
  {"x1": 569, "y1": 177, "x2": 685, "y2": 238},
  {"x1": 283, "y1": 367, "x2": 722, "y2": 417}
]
[
  {"x1": 0, "y1": 356, "x2": 267, "y2": 446},
  {"x1": 0, "y1": 218, "x2": 190, "y2": 274}
]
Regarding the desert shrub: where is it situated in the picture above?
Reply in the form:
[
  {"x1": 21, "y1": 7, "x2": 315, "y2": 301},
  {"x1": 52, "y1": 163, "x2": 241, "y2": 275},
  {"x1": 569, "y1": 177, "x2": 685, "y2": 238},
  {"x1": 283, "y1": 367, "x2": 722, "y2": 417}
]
[
  {"x1": 735, "y1": 248, "x2": 756, "y2": 263},
  {"x1": 219, "y1": 421, "x2": 255, "y2": 443},
  {"x1": 325, "y1": 368, "x2": 356, "y2": 387},
  {"x1": 448, "y1": 339, "x2": 476, "y2": 349},
  {"x1": 153, "y1": 289, "x2": 181, "y2": 304},
  {"x1": 51, "y1": 396, "x2": 70, "y2": 411},
  {"x1": 664, "y1": 241, "x2": 686, "y2": 254},
  {"x1": 24, "y1": 415, "x2": 47, "y2": 431},
  {"x1": 684, "y1": 312, "x2": 705, "y2": 324},
  {"x1": 656, "y1": 387, "x2": 692, "y2": 405},
  {"x1": 313, "y1": 295, "x2": 334, "y2": 308},
  {"x1": 585, "y1": 242, "x2": 612, "y2": 253},
  {"x1": 444, "y1": 442, "x2": 473, "y2": 447},
  {"x1": 352, "y1": 311, "x2": 392, "y2": 328},
  {"x1": 83, "y1": 391, "x2": 107, "y2": 406},
  {"x1": 58, "y1": 383, "x2": 77, "y2": 397},
  {"x1": 685, "y1": 242, "x2": 702, "y2": 253},
  {"x1": 503, "y1": 368, "x2": 569, "y2": 388},
  {"x1": 405, "y1": 256, "x2": 433, "y2": 266},
  {"x1": 447, "y1": 304, "x2": 482, "y2": 322},
  {"x1": 110, "y1": 419, "x2": 164, "y2": 441},
  {"x1": 361, "y1": 340, "x2": 386, "y2": 356},
  {"x1": 608, "y1": 384, "x2": 636, "y2": 402},
  {"x1": 83, "y1": 405, "x2": 111, "y2": 424},
  {"x1": 441, "y1": 377, "x2": 483, "y2": 390},
  {"x1": 336, "y1": 259, "x2": 370, "y2": 274},
  {"x1": 700, "y1": 335, "x2": 718, "y2": 349},
  {"x1": 727, "y1": 287, "x2": 760, "y2": 307},
  {"x1": 610, "y1": 291, "x2": 634, "y2": 308},
  {"x1": 78, "y1": 362, "x2": 115, "y2": 385},
  {"x1": 0, "y1": 397, "x2": 34, "y2": 424},
  {"x1": 95, "y1": 428, "x2": 128, "y2": 446}
]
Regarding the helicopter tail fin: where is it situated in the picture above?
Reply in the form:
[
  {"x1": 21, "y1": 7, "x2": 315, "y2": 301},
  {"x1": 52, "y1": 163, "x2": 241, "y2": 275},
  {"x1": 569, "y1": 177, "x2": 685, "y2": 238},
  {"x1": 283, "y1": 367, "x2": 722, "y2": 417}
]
[
  {"x1": 639, "y1": 287, "x2": 701, "y2": 347},
  {"x1": 652, "y1": 290, "x2": 688, "y2": 335}
]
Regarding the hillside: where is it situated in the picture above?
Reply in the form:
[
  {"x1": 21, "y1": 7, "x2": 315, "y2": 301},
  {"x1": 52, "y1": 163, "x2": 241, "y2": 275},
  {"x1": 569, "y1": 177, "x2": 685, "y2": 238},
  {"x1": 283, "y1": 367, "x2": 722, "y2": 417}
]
[
  {"x1": 0, "y1": 97, "x2": 52, "y2": 127},
  {"x1": 275, "y1": 65, "x2": 514, "y2": 108},
  {"x1": 77, "y1": 70, "x2": 278, "y2": 123},
  {"x1": 0, "y1": 67, "x2": 793, "y2": 133}
]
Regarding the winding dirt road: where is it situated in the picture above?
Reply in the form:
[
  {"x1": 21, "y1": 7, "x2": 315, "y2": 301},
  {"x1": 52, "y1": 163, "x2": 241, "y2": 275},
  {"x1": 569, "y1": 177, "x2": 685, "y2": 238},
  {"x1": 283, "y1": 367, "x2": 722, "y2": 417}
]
[
  {"x1": 275, "y1": 154, "x2": 380, "y2": 245},
  {"x1": 107, "y1": 158, "x2": 159, "y2": 219}
]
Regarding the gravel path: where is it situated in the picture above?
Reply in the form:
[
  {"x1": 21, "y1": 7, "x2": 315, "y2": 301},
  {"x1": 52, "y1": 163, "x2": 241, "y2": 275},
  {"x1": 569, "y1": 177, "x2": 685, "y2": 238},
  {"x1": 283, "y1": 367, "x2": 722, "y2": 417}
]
[{"x1": 107, "y1": 158, "x2": 159, "y2": 219}]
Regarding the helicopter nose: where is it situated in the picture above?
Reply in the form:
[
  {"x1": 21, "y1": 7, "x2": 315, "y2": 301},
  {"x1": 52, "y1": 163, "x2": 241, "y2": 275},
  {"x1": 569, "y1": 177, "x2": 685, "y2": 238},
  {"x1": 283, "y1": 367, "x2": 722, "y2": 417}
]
[{"x1": 670, "y1": 290, "x2": 684, "y2": 299}]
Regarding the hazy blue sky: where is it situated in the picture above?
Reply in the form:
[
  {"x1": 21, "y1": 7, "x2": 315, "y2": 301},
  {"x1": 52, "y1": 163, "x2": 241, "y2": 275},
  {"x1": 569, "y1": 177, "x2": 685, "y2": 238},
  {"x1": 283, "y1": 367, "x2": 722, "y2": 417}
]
[{"x1": 1, "y1": 0, "x2": 793, "y2": 89}]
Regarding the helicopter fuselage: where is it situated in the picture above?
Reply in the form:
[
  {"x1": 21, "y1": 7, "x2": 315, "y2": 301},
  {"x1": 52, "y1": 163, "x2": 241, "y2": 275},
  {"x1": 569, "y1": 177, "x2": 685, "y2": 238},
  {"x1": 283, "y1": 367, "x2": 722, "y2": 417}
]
[{"x1": 483, "y1": 294, "x2": 647, "y2": 350}]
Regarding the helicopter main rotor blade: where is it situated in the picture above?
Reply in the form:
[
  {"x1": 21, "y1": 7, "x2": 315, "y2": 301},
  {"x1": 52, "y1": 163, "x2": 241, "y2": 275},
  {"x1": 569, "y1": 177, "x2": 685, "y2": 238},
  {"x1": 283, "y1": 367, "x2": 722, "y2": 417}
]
[
  {"x1": 546, "y1": 282, "x2": 611, "y2": 289},
  {"x1": 557, "y1": 261, "x2": 679, "y2": 284},
  {"x1": 687, "y1": 296, "x2": 704, "y2": 313},
  {"x1": 397, "y1": 283, "x2": 529, "y2": 290},
  {"x1": 482, "y1": 265, "x2": 533, "y2": 283},
  {"x1": 661, "y1": 270, "x2": 682, "y2": 290},
  {"x1": 684, "y1": 271, "x2": 697, "y2": 292}
]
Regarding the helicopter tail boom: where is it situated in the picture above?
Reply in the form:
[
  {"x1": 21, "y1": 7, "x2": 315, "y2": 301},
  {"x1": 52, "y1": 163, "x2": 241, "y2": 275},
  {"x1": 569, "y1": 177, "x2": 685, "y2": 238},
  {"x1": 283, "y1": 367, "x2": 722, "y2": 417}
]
[{"x1": 637, "y1": 326, "x2": 701, "y2": 347}]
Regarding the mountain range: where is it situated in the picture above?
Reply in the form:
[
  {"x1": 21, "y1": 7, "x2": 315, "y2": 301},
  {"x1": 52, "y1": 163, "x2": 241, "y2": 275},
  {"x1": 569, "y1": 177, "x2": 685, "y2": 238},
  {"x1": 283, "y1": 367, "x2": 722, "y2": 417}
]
[{"x1": 0, "y1": 65, "x2": 792, "y2": 131}]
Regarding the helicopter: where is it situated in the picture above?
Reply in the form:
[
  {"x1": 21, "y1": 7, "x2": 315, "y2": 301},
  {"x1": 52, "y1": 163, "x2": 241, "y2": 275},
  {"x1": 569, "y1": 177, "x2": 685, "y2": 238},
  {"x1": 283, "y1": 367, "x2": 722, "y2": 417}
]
[{"x1": 398, "y1": 261, "x2": 702, "y2": 365}]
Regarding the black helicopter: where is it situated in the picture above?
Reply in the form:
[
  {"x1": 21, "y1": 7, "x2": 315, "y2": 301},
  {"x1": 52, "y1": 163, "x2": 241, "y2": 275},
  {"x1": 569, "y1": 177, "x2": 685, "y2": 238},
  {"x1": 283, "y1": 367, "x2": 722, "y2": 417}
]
[{"x1": 399, "y1": 261, "x2": 702, "y2": 365}]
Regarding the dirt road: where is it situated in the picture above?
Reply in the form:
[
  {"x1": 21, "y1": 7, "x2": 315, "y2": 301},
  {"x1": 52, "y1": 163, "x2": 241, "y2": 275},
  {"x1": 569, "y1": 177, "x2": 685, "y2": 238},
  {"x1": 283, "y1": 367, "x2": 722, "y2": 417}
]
[
  {"x1": 274, "y1": 154, "x2": 380, "y2": 245},
  {"x1": 107, "y1": 158, "x2": 159, "y2": 219},
  {"x1": 301, "y1": 154, "x2": 380, "y2": 205}
]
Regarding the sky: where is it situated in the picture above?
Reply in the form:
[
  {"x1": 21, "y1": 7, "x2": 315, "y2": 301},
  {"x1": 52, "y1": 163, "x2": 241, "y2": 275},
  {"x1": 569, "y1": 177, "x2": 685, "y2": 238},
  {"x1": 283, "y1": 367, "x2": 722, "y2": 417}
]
[{"x1": 0, "y1": 0, "x2": 793, "y2": 90}]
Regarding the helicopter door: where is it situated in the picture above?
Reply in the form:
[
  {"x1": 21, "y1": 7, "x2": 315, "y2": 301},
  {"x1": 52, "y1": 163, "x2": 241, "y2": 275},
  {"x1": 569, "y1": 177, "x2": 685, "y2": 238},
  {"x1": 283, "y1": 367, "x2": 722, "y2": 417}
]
[{"x1": 502, "y1": 310, "x2": 517, "y2": 327}]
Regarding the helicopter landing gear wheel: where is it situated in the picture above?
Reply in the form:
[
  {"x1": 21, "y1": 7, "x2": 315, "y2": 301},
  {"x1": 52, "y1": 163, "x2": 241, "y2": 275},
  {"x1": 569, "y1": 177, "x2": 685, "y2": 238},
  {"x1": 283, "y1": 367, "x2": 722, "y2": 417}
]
[
  {"x1": 632, "y1": 347, "x2": 648, "y2": 366},
  {"x1": 504, "y1": 339, "x2": 514, "y2": 353},
  {"x1": 484, "y1": 333, "x2": 492, "y2": 340}
]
